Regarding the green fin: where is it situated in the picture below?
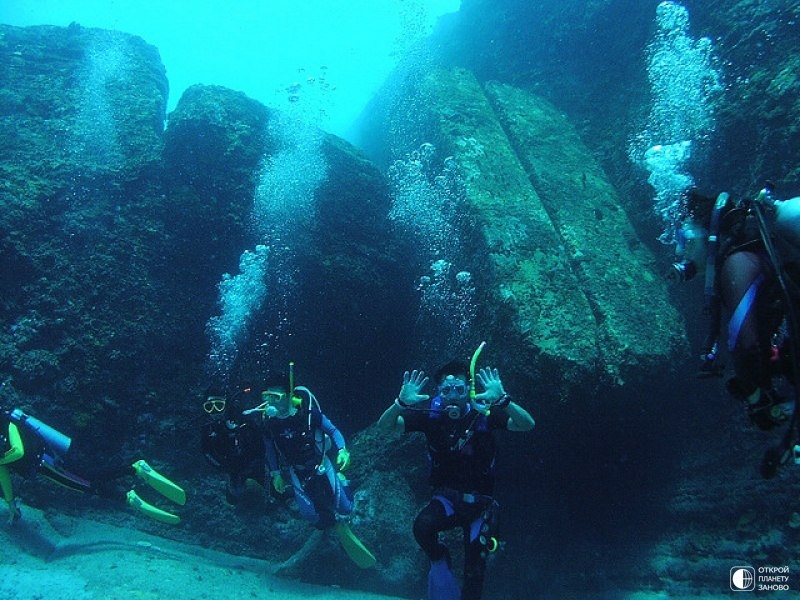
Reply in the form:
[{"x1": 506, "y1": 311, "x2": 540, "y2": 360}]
[
  {"x1": 132, "y1": 460, "x2": 186, "y2": 505},
  {"x1": 334, "y1": 522, "x2": 376, "y2": 569},
  {"x1": 126, "y1": 490, "x2": 181, "y2": 525}
]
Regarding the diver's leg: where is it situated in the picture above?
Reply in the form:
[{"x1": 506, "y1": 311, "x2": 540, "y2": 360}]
[
  {"x1": 289, "y1": 468, "x2": 323, "y2": 526},
  {"x1": 330, "y1": 467, "x2": 353, "y2": 516},
  {"x1": 413, "y1": 497, "x2": 458, "y2": 561},
  {"x1": 417, "y1": 497, "x2": 461, "y2": 600},
  {"x1": 38, "y1": 453, "x2": 94, "y2": 494},
  {"x1": 721, "y1": 251, "x2": 774, "y2": 393},
  {"x1": 462, "y1": 512, "x2": 490, "y2": 600},
  {"x1": 226, "y1": 472, "x2": 246, "y2": 504}
]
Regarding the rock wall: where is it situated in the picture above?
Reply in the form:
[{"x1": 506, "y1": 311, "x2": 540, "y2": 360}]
[
  {"x1": 363, "y1": 66, "x2": 687, "y2": 390},
  {"x1": 0, "y1": 24, "x2": 173, "y2": 443}
]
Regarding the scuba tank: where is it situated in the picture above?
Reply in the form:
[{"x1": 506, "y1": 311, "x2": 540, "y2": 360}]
[
  {"x1": 773, "y1": 196, "x2": 800, "y2": 265},
  {"x1": 8, "y1": 408, "x2": 72, "y2": 456}
]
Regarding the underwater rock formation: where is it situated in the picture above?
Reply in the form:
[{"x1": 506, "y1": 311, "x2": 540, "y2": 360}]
[
  {"x1": 363, "y1": 66, "x2": 687, "y2": 387},
  {"x1": 0, "y1": 25, "x2": 417, "y2": 593},
  {"x1": 484, "y1": 79, "x2": 687, "y2": 381},
  {"x1": 162, "y1": 83, "x2": 413, "y2": 430},
  {"x1": 0, "y1": 24, "x2": 173, "y2": 436}
]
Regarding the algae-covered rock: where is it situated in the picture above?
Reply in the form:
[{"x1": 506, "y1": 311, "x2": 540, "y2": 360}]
[
  {"x1": 484, "y1": 81, "x2": 687, "y2": 380},
  {"x1": 382, "y1": 66, "x2": 687, "y2": 385},
  {"x1": 0, "y1": 23, "x2": 166, "y2": 188},
  {"x1": 164, "y1": 84, "x2": 271, "y2": 200},
  {"x1": 0, "y1": 24, "x2": 172, "y2": 438},
  {"x1": 407, "y1": 68, "x2": 599, "y2": 370}
]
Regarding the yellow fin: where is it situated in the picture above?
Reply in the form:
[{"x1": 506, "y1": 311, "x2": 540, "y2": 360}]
[
  {"x1": 132, "y1": 460, "x2": 186, "y2": 505},
  {"x1": 126, "y1": 490, "x2": 180, "y2": 525},
  {"x1": 334, "y1": 522, "x2": 376, "y2": 569}
]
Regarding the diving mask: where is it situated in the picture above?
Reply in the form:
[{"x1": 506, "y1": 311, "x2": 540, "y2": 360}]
[
  {"x1": 439, "y1": 375, "x2": 469, "y2": 400},
  {"x1": 203, "y1": 397, "x2": 226, "y2": 414}
]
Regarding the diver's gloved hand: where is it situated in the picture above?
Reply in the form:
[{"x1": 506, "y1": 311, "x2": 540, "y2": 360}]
[
  {"x1": 271, "y1": 471, "x2": 287, "y2": 494},
  {"x1": 475, "y1": 367, "x2": 506, "y2": 405},
  {"x1": 398, "y1": 370, "x2": 430, "y2": 406},
  {"x1": 336, "y1": 448, "x2": 351, "y2": 472},
  {"x1": 6, "y1": 498, "x2": 21, "y2": 526}
]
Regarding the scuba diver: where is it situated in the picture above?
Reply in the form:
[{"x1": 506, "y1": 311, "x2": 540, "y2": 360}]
[
  {"x1": 246, "y1": 364, "x2": 375, "y2": 568},
  {"x1": 200, "y1": 386, "x2": 267, "y2": 504},
  {"x1": 670, "y1": 183, "x2": 800, "y2": 477},
  {"x1": 1, "y1": 407, "x2": 185, "y2": 525},
  {"x1": 377, "y1": 343, "x2": 535, "y2": 600}
]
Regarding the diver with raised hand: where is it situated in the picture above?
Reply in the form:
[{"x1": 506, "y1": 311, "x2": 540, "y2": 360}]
[
  {"x1": 377, "y1": 343, "x2": 535, "y2": 600},
  {"x1": 1, "y1": 407, "x2": 185, "y2": 525}
]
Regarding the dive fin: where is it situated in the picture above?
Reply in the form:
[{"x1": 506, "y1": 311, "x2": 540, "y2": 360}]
[
  {"x1": 428, "y1": 557, "x2": 460, "y2": 600},
  {"x1": 333, "y1": 522, "x2": 376, "y2": 569},
  {"x1": 132, "y1": 460, "x2": 186, "y2": 505},
  {"x1": 126, "y1": 490, "x2": 181, "y2": 525}
]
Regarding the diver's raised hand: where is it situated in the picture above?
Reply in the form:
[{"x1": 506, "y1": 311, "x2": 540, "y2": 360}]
[
  {"x1": 475, "y1": 367, "x2": 506, "y2": 405},
  {"x1": 398, "y1": 370, "x2": 429, "y2": 406}
]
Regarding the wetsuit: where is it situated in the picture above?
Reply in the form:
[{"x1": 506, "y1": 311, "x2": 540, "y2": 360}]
[
  {"x1": 402, "y1": 397, "x2": 508, "y2": 600},
  {"x1": 201, "y1": 416, "x2": 266, "y2": 503},
  {"x1": 712, "y1": 206, "x2": 795, "y2": 426},
  {"x1": 263, "y1": 404, "x2": 352, "y2": 529},
  {"x1": 1, "y1": 411, "x2": 148, "y2": 506}
]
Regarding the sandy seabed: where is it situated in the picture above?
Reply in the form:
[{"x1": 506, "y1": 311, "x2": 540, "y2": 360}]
[{"x1": 0, "y1": 503, "x2": 405, "y2": 600}]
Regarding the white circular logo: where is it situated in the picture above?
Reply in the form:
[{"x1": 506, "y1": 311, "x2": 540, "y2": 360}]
[{"x1": 731, "y1": 568, "x2": 754, "y2": 590}]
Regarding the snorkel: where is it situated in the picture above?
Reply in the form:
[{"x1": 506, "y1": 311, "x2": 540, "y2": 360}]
[{"x1": 469, "y1": 341, "x2": 489, "y2": 415}]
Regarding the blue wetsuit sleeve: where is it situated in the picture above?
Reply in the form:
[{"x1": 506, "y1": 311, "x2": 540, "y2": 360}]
[{"x1": 320, "y1": 414, "x2": 346, "y2": 450}]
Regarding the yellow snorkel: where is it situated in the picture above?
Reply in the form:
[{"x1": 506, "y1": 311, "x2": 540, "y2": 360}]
[{"x1": 469, "y1": 341, "x2": 489, "y2": 415}]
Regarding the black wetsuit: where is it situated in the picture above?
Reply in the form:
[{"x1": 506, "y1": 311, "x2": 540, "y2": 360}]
[
  {"x1": 402, "y1": 398, "x2": 509, "y2": 600},
  {"x1": 714, "y1": 207, "x2": 796, "y2": 399},
  {"x1": 201, "y1": 416, "x2": 266, "y2": 503}
]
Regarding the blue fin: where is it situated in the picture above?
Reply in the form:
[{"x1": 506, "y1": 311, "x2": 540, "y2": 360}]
[{"x1": 428, "y1": 558, "x2": 460, "y2": 600}]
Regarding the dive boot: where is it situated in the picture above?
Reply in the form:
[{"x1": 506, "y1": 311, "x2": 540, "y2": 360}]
[
  {"x1": 132, "y1": 460, "x2": 186, "y2": 505},
  {"x1": 126, "y1": 490, "x2": 181, "y2": 525}
]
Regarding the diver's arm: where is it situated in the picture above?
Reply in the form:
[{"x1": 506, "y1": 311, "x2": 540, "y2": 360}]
[
  {"x1": 264, "y1": 438, "x2": 287, "y2": 493},
  {"x1": 0, "y1": 423, "x2": 24, "y2": 466},
  {"x1": 378, "y1": 370, "x2": 429, "y2": 434},
  {"x1": 503, "y1": 401, "x2": 535, "y2": 432},
  {"x1": 377, "y1": 401, "x2": 405, "y2": 434},
  {"x1": 320, "y1": 415, "x2": 346, "y2": 451},
  {"x1": 264, "y1": 437, "x2": 280, "y2": 473}
]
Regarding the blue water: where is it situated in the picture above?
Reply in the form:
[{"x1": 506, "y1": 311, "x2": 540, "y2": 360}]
[{"x1": 0, "y1": 0, "x2": 461, "y2": 141}]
